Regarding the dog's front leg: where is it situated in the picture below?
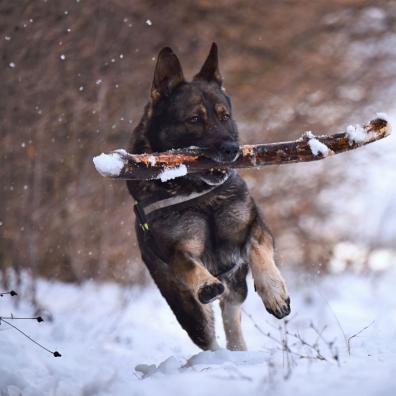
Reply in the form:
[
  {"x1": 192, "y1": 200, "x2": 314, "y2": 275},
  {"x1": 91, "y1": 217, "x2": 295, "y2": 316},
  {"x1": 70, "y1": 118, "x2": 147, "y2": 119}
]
[
  {"x1": 247, "y1": 219, "x2": 290, "y2": 319},
  {"x1": 171, "y1": 248, "x2": 225, "y2": 304}
]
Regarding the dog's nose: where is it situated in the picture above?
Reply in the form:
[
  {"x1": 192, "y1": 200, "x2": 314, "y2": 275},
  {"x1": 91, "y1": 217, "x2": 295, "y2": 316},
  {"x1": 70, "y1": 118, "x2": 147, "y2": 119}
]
[{"x1": 218, "y1": 141, "x2": 240, "y2": 162}]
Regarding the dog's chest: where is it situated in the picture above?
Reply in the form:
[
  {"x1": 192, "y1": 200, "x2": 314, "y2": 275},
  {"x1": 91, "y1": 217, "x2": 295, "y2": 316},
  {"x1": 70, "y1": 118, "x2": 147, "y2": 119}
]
[
  {"x1": 210, "y1": 193, "x2": 253, "y2": 242},
  {"x1": 143, "y1": 173, "x2": 254, "y2": 250}
]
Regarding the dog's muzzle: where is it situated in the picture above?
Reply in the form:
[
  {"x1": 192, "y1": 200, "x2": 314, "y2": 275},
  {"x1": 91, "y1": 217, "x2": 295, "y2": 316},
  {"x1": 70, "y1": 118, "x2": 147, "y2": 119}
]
[{"x1": 208, "y1": 141, "x2": 240, "y2": 163}]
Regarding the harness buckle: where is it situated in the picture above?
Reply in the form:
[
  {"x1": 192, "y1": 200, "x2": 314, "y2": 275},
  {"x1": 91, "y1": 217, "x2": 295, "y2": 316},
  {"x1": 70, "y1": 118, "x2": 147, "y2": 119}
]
[
  {"x1": 140, "y1": 222, "x2": 149, "y2": 232},
  {"x1": 134, "y1": 201, "x2": 150, "y2": 233}
]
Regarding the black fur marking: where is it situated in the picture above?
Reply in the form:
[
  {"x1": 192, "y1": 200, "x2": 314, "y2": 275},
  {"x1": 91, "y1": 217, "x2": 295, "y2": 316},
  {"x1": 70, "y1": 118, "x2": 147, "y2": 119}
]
[{"x1": 198, "y1": 282, "x2": 225, "y2": 304}]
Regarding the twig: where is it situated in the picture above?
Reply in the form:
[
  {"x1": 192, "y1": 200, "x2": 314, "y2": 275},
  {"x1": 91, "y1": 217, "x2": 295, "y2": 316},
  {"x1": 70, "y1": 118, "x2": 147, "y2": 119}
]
[
  {"x1": 242, "y1": 308, "x2": 330, "y2": 362},
  {"x1": 287, "y1": 329, "x2": 327, "y2": 361},
  {"x1": 1, "y1": 316, "x2": 44, "y2": 322},
  {"x1": 316, "y1": 288, "x2": 349, "y2": 354},
  {"x1": 0, "y1": 290, "x2": 18, "y2": 297},
  {"x1": 0, "y1": 290, "x2": 61, "y2": 357},
  {"x1": 347, "y1": 320, "x2": 375, "y2": 355},
  {"x1": 310, "y1": 322, "x2": 339, "y2": 363},
  {"x1": 0, "y1": 318, "x2": 61, "y2": 357},
  {"x1": 280, "y1": 320, "x2": 294, "y2": 379}
]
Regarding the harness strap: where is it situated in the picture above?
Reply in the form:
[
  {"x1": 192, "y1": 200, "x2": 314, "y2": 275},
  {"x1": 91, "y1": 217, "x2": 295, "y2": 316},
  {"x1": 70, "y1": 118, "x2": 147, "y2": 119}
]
[
  {"x1": 143, "y1": 186, "x2": 217, "y2": 215},
  {"x1": 214, "y1": 261, "x2": 242, "y2": 281},
  {"x1": 133, "y1": 201, "x2": 169, "y2": 263},
  {"x1": 132, "y1": 180, "x2": 240, "y2": 281}
]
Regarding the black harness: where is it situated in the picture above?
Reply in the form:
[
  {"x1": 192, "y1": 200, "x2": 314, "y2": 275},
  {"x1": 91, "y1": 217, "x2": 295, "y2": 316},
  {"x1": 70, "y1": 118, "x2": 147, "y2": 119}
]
[{"x1": 132, "y1": 187, "x2": 241, "y2": 282}]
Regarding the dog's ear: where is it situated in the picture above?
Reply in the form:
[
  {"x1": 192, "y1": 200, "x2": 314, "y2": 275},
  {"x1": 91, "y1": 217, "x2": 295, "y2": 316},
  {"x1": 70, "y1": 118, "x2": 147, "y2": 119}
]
[
  {"x1": 193, "y1": 42, "x2": 222, "y2": 86},
  {"x1": 151, "y1": 47, "x2": 185, "y2": 102}
]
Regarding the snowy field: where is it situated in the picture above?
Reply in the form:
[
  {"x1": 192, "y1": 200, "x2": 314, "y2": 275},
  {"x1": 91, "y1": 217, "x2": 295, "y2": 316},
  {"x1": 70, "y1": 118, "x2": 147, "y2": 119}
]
[
  {"x1": 1, "y1": 267, "x2": 396, "y2": 396},
  {"x1": 1, "y1": 113, "x2": 396, "y2": 396}
]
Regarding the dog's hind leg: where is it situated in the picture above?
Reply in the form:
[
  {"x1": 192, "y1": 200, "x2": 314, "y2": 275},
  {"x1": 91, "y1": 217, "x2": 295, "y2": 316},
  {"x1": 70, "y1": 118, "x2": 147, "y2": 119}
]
[
  {"x1": 161, "y1": 280, "x2": 219, "y2": 351},
  {"x1": 220, "y1": 265, "x2": 248, "y2": 351},
  {"x1": 139, "y1": 240, "x2": 219, "y2": 351},
  {"x1": 220, "y1": 300, "x2": 246, "y2": 351},
  {"x1": 142, "y1": 255, "x2": 219, "y2": 350},
  {"x1": 246, "y1": 214, "x2": 291, "y2": 319}
]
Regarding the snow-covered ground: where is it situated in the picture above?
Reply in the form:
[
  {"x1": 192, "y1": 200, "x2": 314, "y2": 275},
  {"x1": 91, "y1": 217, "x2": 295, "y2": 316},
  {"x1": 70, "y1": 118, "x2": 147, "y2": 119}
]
[
  {"x1": 1, "y1": 267, "x2": 396, "y2": 396},
  {"x1": 1, "y1": 114, "x2": 395, "y2": 395}
]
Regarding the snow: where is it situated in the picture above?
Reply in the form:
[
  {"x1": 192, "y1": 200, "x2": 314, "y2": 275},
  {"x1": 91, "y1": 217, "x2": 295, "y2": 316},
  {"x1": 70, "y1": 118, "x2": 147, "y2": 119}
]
[
  {"x1": 346, "y1": 123, "x2": 367, "y2": 144},
  {"x1": 376, "y1": 112, "x2": 390, "y2": 123},
  {"x1": 158, "y1": 164, "x2": 188, "y2": 182},
  {"x1": 345, "y1": 113, "x2": 392, "y2": 144},
  {"x1": 305, "y1": 131, "x2": 331, "y2": 156},
  {"x1": 148, "y1": 155, "x2": 156, "y2": 166},
  {"x1": 1, "y1": 267, "x2": 396, "y2": 396},
  {"x1": 92, "y1": 149, "x2": 126, "y2": 177}
]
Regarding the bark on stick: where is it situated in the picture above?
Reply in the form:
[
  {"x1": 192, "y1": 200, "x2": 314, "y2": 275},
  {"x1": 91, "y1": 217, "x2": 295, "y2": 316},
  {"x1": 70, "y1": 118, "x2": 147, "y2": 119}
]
[{"x1": 93, "y1": 116, "x2": 391, "y2": 181}]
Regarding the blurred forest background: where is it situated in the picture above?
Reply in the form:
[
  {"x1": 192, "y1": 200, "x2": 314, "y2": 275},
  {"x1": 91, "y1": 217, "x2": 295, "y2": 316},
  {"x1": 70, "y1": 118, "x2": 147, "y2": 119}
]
[{"x1": 1, "y1": 0, "x2": 396, "y2": 287}]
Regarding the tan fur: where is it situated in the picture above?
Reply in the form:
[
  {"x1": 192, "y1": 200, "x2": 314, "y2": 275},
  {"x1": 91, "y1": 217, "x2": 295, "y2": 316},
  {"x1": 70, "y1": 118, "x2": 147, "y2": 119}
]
[
  {"x1": 215, "y1": 103, "x2": 228, "y2": 116},
  {"x1": 247, "y1": 229, "x2": 289, "y2": 317},
  {"x1": 171, "y1": 249, "x2": 224, "y2": 298},
  {"x1": 197, "y1": 104, "x2": 207, "y2": 120},
  {"x1": 220, "y1": 299, "x2": 246, "y2": 351},
  {"x1": 201, "y1": 302, "x2": 220, "y2": 351}
]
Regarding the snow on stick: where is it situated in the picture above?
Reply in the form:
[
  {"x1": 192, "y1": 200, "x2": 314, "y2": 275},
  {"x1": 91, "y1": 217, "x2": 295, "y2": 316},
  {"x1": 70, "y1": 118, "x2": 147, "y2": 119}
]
[{"x1": 93, "y1": 115, "x2": 391, "y2": 181}]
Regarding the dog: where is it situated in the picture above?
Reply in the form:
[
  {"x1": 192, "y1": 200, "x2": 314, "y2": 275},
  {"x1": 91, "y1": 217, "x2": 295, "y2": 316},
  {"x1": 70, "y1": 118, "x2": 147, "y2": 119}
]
[{"x1": 126, "y1": 43, "x2": 290, "y2": 351}]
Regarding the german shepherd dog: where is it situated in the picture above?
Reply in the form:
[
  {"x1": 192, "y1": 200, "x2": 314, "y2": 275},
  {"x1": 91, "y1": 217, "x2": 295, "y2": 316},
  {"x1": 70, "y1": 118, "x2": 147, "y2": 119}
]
[{"x1": 127, "y1": 43, "x2": 290, "y2": 351}]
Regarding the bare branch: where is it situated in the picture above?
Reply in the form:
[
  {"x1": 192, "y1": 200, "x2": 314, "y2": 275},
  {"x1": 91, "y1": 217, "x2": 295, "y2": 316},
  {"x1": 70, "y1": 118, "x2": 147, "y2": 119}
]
[
  {"x1": 1, "y1": 316, "x2": 44, "y2": 322},
  {"x1": 93, "y1": 116, "x2": 391, "y2": 181},
  {"x1": 0, "y1": 290, "x2": 60, "y2": 357},
  {"x1": 0, "y1": 318, "x2": 61, "y2": 357},
  {"x1": 0, "y1": 290, "x2": 18, "y2": 297},
  {"x1": 347, "y1": 320, "x2": 375, "y2": 355}
]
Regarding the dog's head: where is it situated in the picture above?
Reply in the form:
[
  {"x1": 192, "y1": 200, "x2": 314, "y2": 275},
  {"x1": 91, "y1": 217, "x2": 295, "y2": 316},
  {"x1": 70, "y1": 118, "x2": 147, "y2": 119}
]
[{"x1": 146, "y1": 43, "x2": 239, "y2": 164}]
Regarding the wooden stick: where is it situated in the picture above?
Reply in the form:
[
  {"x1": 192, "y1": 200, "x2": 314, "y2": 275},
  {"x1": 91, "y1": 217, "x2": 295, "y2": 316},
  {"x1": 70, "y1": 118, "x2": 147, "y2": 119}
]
[{"x1": 93, "y1": 115, "x2": 391, "y2": 181}]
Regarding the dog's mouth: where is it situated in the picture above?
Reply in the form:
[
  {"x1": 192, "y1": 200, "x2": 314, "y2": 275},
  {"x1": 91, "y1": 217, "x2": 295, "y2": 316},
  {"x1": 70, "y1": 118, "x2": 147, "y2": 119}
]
[
  {"x1": 199, "y1": 169, "x2": 231, "y2": 186},
  {"x1": 207, "y1": 142, "x2": 240, "y2": 164},
  {"x1": 208, "y1": 151, "x2": 240, "y2": 164}
]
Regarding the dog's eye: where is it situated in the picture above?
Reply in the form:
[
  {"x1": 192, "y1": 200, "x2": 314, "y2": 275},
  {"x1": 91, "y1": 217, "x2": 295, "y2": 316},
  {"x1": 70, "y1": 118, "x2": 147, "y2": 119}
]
[
  {"x1": 221, "y1": 113, "x2": 231, "y2": 122},
  {"x1": 188, "y1": 115, "x2": 200, "y2": 124}
]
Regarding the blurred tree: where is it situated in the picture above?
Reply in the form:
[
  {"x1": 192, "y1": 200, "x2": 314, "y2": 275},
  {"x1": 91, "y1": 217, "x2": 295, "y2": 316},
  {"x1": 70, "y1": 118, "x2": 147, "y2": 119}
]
[{"x1": 1, "y1": 0, "x2": 395, "y2": 284}]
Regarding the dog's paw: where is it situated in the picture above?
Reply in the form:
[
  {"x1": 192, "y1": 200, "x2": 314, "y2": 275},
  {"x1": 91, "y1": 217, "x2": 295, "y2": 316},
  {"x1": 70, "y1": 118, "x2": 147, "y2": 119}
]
[
  {"x1": 265, "y1": 296, "x2": 291, "y2": 319},
  {"x1": 255, "y1": 277, "x2": 291, "y2": 319},
  {"x1": 198, "y1": 281, "x2": 225, "y2": 304}
]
